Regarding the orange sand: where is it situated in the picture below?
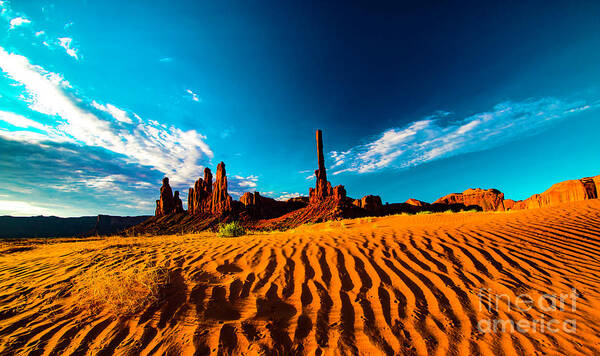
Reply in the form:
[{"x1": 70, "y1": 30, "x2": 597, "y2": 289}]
[{"x1": 1, "y1": 200, "x2": 600, "y2": 355}]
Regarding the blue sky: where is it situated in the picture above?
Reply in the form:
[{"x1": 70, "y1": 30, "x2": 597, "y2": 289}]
[{"x1": 0, "y1": 1, "x2": 599, "y2": 216}]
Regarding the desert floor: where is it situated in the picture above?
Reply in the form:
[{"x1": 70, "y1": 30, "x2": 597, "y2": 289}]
[{"x1": 1, "y1": 201, "x2": 600, "y2": 356}]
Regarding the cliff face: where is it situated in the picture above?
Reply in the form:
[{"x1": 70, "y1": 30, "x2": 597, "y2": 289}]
[
  {"x1": 434, "y1": 188, "x2": 506, "y2": 212},
  {"x1": 429, "y1": 176, "x2": 600, "y2": 212},
  {"x1": 512, "y1": 176, "x2": 600, "y2": 210}
]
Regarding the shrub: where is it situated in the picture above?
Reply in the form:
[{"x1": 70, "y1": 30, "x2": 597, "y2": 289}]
[
  {"x1": 218, "y1": 221, "x2": 246, "y2": 237},
  {"x1": 73, "y1": 263, "x2": 169, "y2": 316}
]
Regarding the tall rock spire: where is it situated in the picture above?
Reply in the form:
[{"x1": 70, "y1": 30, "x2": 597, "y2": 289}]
[
  {"x1": 316, "y1": 129, "x2": 326, "y2": 182},
  {"x1": 310, "y1": 129, "x2": 344, "y2": 203},
  {"x1": 211, "y1": 162, "x2": 232, "y2": 214}
]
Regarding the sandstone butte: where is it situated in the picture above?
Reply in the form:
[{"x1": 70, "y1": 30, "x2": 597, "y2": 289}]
[{"x1": 140, "y1": 129, "x2": 599, "y2": 234}]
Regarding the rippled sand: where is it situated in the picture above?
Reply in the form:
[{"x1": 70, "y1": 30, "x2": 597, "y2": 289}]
[{"x1": 1, "y1": 200, "x2": 600, "y2": 355}]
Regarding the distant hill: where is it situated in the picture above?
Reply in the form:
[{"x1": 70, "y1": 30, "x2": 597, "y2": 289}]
[{"x1": 0, "y1": 215, "x2": 151, "y2": 239}]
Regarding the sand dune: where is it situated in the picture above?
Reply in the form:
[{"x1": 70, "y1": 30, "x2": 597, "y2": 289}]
[{"x1": 1, "y1": 201, "x2": 600, "y2": 355}]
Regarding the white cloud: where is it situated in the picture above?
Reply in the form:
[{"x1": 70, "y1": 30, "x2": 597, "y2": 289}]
[
  {"x1": 0, "y1": 200, "x2": 52, "y2": 216},
  {"x1": 0, "y1": 46, "x2": 214, "y2": 185},
  {"x1": 232, "y1": 175, "x2": 258, "y2": 188},
  {"x1": 9, "y1": 17, "x2": 30, "y2": 29},
  {"x1": 57, "y1": 37, "x2": 78, "y2": 60},
  {"x1": 331, "y1": 98, "x2": 597, "y2": 174},
  {"x1": 159, "y1": 57, "x2": 173, "y2": 63},
  {"x1": 92, "y1": 101, "x2": 132, "y2": 124},
  {"x1": 83, "y1": 174, "x2": 130, "y2": 190},
  {"x1": 276, "y1": 192, "x2": 302, "y2": 201},
  {"x1": 186, "y1": 89, "x2": 201, "y2": 102},
  {"x1": 0, "y1": 110, "x2": 45, "y2": 130},
  {"x1": 35, "y1": 30, "x2": 45, "y2": 37}
]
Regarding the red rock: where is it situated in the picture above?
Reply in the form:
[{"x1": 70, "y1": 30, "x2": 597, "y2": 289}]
[
  {"x1": 240, "y1": 191, "x2": 259, "y2": 207},
  {"x1": 187, "y1": 188, "x2": 194, "y2": 213},
  {"x1": 241, "y1": 191, "x2": 308, "y2": 219},
  {"x1": 173, "y1": 191, "x2": 184, "y2": 213},
  {"x1": 503, "y1": 199, "x2": 517, "y2": 210},
  {"x1": 187, "y1": 167, "x2": 217, "y2": 215},
  {"x1": 186, "y1": 163, "x2": 233, "y2": 216},
  {"x1": 309, "y1": 130, "x2": 327, "y2": 203},
  {"x1": 308, "y1": 130, "x2": 346, "y2": 204},
  {"x1": 333, "y1": 185, "x2": 346, "y2": 201},
  {"x1": 512, "y1": 175, "x2": 600, "y2": 209},
  {"x1": 434, "y1": 188, "x2": 505, "y2": 212},
  {"x1": 360, "y1": 195, "x2": 383, "y2": 214},
  {"x1": 405, "y1": 198, "x2": 428, "y2": 207},
  {"x1": 155, "y1": 177, "x2": 175, "y2": 216},
  {"x1": 211, "y1": 162, "x2": 232, "y2": 214}
]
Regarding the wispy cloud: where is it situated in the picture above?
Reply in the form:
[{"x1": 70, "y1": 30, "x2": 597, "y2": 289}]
[
  {"x1": 0, "y1": 136, "x2": 165, "y2": 216},
  {"x1": 0, "y1": 46, "x2": 213, "y2": 185},
  {"x1": 331, "y1": 97, "x2": 597, "y2": 174},
  {"x1": 0, "y1": 110, "x2": 46, "y2": 130},
  {"x1": 159, "y1": 57, "x2": 173, "y2": 63},
  {"x1": 232, "y1": 175, "x2": 258, "y2": 188},
  {"x1": 57, "y1": 37, "x2": 79, "y2": 60},
  {"x1": 91, "y1": 101, "x2": 133, "y2": 124},
  {"x1": 186, "y1": 89, "x2": 201, "y2": 102},
  {"x1": 9, "y1": 16, "x2": 30, "y2": 29}
]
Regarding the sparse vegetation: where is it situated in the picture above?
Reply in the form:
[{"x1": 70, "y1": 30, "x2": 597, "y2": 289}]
[
  {"x1": 460, "y1": 208, "x2": 480, "y2": 213},
  {"x1": 217, "y1": 221, "x2": 246, "y2": 237},
  {"x1": 73, "y1": 262, "x2": 169, "y2": 316},
  {"x1": 415, "y1": 210, "x2": 433, "y2": 215}
]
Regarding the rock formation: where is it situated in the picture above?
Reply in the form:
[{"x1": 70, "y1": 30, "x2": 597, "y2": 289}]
[
  {"x1": 353, "y1": 195, "x2": 383, "y2": 214},
  {"x1": 155, "y1": 177, "x2": 175, "y2": 216},
  {"x1": 308, "y1": 130, "x2": 346, "y2": 203},
  {"x1": 186, "y1": 163, "x2": 233, "y2": 216},
  {"x1": 144, "y1": 129, "x2": 600, "y2": 235},
  {"x1": 211, "y1": 162, "x2": 233, "y2": 214},
  {"x1": 512, "y1": 175, "x2": 600, "y2": 210},
  {"x1": 503, "y1": 199, "x2": 517, "y2": 210},
  {"x1": 240, "y1": 191, "x2": 309, "y2": 219},
  {"x1": 405, "y1": 198, "x2": 429, "y2": 207},
  {"x1": 240, "y1": 191, "x2": 260, "y2": 208},
  {"x1": 333, "y1": 185, "x2": 347, "y2": 201},
  {"x1": 173, "y1": 191, "x2": 184, "y2": 213},
  {"x1": 434, "y1": 188, "x2": 505, "y2": 212},
  {"x1": 188, "y1": 168, "x2": 214, "y2": 215}
]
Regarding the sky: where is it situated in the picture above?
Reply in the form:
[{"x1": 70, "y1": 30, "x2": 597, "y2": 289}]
[{"x1": 0, "y1": 1, "x2": 599, "y2": 217}]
